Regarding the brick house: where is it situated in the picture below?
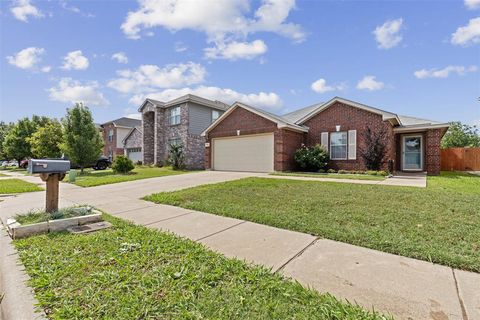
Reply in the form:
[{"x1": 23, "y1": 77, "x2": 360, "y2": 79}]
[
  {"x1": 122, "y1": 126, "x2": 143, "y2": 163},
  {"x1": 202, "y1": 97, "x2": 449, "y2": 175},
  {"x1": 100, "y1": 117, "x2": 141, "y2": 161},
  {"x1": 139, "y1": 94, "x2": 229, "y2": 169}
]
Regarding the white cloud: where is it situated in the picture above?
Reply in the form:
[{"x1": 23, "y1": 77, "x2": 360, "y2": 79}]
[
  {"x1": 451, "y1": 18, "x2": 480, "y2": 46},
  {"x1": 61, "y1": 50, "x2": 89, "y2": 70},
  {"x1": 373, "y1": 18, "x2": 403, "y2": 49},
  {"x1": 59, "y1": 0, "x2": 95, "y2": 17},
  {"x1": 107, "y1": 62, "x2": 206, "y2": 93},
  {"x1": 121, "y1": 0, "x2": 304, "y2": 42},
  {"x1": 111, "y1": 52, "x2": 128, "y2": 64},
  {"x1": 10, "y1": 0, "x2": 44, "y2": 22},
  {"x1": 356, "y1": 76, "x2": 385, "y2": 91},
  {"x1": 310, "y1": 78, "x2": 346, "y2": 93},
  {"x1": 414, "y1": 65, "x2": 478, "y2": 79},
  {"x1": 6, "y1": 47, "x2": 49, "y2": 72},
  {"x1": 465, "y1": 0, "x2": 480, "y2": 10},
  {"x1": 174, "y1": 41, "x2": 188, "y2": 52},
  {"x1": 204, "y1": 39, "x2": 268, "y2": 60},
  {"x1": 129, "y1": 86, "x2": 282, "y2": 111},
  {"x1": 48, "y1": 78, "x2": 109, "y2": 106}
]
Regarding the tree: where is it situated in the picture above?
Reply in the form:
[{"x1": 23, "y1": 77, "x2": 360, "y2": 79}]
[
  {"x1": 0, "y1": 121, "x2": 13, "y2": 159},
  {"x1": 359, "y1": 126, "x2": 389, "y2": 171},
  {"x1": 61, "y1": 103, "x2": 103, "y2": 173},
  {"x1": 2, "y1": 118, "x2": 37, "y2": 161},
  {"x1": 28, "y1": 120, "x2": 63, "y2": 158},
  {"x1": 441, "y1": 122, "x2": 480, "y2": 148}
]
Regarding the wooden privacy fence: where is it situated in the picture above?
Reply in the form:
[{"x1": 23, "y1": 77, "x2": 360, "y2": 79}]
[{"x1": 441, "y1": 147, "x2": 480, "y2": 171}]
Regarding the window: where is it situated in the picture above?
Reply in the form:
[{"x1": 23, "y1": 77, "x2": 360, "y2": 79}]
[
  {"x1": 330, "y1": 132, "x2": 348, "y2": 160},
  {"x1": 212, "y1": 110, "x2": 220, "y2": 122},
  {"x1": 108, "y1": 129, "x2": 114, "y2": 142},
  {"x1": 169, "y1": 106, "x2": 181, "y2": 125},
  {"x1": 128, "y1": 148, "x2": 141, "y2": 153}
]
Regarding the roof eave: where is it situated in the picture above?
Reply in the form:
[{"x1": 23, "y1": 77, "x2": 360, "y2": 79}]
[{"x1": 393, "y1": 123, "x2": 450, "y2": 132}]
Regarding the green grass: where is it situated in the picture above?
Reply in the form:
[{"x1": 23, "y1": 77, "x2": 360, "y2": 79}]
[
  {"x1": 14, "y1": 215, "x2": 387, "y2": 320},
  {"x1": 145, "y1": 172, "x2": 480, "y2": 272},
  {"x1": 271, "y1": 172, "x2": 385, "y2": 181},
  {"x1": 0, "y1": 166, "x2": 27, "y2": 172},
  {"x1": 0, "y1": 178, "x2": 42, "y2": 194},
  {"x1": 15, "y1": 206, "x2": 93, "y2": 225},
  {"x1": 66, "y1": 166, "x2": 190, "y2": 187}
]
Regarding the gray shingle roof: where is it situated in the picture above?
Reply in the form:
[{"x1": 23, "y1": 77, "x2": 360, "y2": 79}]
[
  {"x1": 397, "y1": 115, "x2": 443, "y2": 126},
  {"x1": 102, "y1": 117, "x2": 141, "y2": 128},
  {"x1": 282, "y1": 103, "x2": 322, "y2": 123}
]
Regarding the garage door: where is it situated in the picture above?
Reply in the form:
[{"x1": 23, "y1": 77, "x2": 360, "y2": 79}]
[
  {"x1": 213, "y1": 134, "x2": 274, "y2": 172},
  {"x1": 127, "y1": 148, "x2": 143, "y2": 163}
]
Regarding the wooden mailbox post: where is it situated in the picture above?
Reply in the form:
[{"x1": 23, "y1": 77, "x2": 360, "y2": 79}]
[{"x1": 28, "y1": 159, "x2": 70, "y2": 213}]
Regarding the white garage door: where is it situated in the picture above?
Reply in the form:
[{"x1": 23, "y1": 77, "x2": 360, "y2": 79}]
[
  {"x1": 127, "y1": 148, "x2": 143, "y2": 163},
  {"x1": 213, "y1": 134, "x2": 274, "y2": 172}
]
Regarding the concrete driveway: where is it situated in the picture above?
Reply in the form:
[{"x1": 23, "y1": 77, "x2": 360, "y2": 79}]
[{"x1": 1, "y1": 170, "x2": 478, "y2": 320}]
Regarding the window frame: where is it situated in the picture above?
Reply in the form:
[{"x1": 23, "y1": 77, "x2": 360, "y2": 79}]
[
  {"x1": 108, "y1": 129, "x2": 114, "y2": 142},
  {"x1": 329, "y1": 131, "x2": 348, "y2": 160},
  {"x1": 169, "y1": 106, "x2": 181, "y2": 125},
  {"x1": 211, "y1": 109, "x2": 220, "y2": 122}
]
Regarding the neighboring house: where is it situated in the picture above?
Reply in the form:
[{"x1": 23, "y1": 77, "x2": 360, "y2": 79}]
[
  {"x1": 100, "y1": 117, "x2": 142, "y2": 161},
  {"x1": 122, "y1": 126, "x2": 143, "y2": 163},
  {"x1": 139, "y1": 94, "x2": 229, "y2": 169},
  {"x1": 202, "y1": 97, "x2": 449, "y2": 175}
]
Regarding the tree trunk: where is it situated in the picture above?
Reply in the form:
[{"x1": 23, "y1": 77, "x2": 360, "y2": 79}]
[{"x1": 80, "y1": 166, "x2": 84, "y2": 174}]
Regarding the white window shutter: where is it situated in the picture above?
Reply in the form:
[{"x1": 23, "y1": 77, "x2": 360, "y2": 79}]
[
  {"x1": 348, "y1": 130, "x2": 357, "y2": 160},
  {"x1": 321, "y1": 132, "x2": 329, "y2": 149}
]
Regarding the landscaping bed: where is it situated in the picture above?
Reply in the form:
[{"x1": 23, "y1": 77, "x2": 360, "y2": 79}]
[
  {"x1": 271, "y1": 171, "x2": 386, "y2": 181},
  {"x1": 0, "y1": 178, "x2": 42, "y2": 194},
  {"x1": 14, "y1": 215, "x2": 387, "y2": 319},
  {"x1": 145, "y1": 172, "x2": 480, "y2": 272},
  {"x1": 66, "y1": 166, "x2": 190, "y2": 187}
]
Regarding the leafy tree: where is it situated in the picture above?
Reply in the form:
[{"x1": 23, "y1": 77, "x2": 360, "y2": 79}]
[
  {"x1": 441, "y1": 122, "x2": 480, "y2": 148},
  {"x1": 112, "y1": 155, "x2": 134, "y2": 174},
  {"x1": 61, "y1": 103, "x2": 103, "y2": 173},
  {"x1": 2, "y1": 118, "x2": 37, "y2": 161},
  {"x1": 169, "y1": 143, "x2": 185, "y2": 170},
  {"x1": 294, "y1": 144, "x2": 329, "y2": 171},
  {"x1": 359, "y1": 126, "x2": 388, "y2": 171},
  {"x1": 0, "y1": 121, "x2": 13, "y2": 159},
  {"x1": 28, "y1": 120, "x2": 63, "y2": 158}
]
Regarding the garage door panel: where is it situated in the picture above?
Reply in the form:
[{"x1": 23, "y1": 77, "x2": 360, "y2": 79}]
[{"x1": 213, "y1": 134, "x2": 274, "y2": 172}]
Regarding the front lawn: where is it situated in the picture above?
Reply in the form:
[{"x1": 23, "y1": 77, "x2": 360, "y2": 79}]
[
  {"x1": 271, "y1": 172, "x2": 385, "y2": 181},
  {"x1": 145, "y1": 172, "x2": 480, "y2": 272},
  {"x1": 14, "y1": 215, "x2": 386, "y2": 319},
  {"x1": 0, "y1": 178, "x2": 42, "y2": 194},
  {"x1": 66, "y1": 166, "x2": 190, "y2": 187}
]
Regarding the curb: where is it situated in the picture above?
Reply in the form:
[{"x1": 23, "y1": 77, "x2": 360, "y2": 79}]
[{"x1": 0, "y1": 226, "x2": 46, "y2": 320}]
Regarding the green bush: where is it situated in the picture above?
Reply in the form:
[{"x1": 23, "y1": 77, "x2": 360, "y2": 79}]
[
  {"x1": 318, "y1": 169, "x2": 326, "y2": 173},
  {"x1": 366, "y1": 170, "x2": 378, "y2": 176},
  {"x1": 112, "y1": 155, "x2": 134, "y2": 174},
  {"x1": 169, "y1": 143, "x2": 185, "y2": 170},
  {"x1": 378, "y1": 170, "x2": 389, "y2": 176},
  {"x1": 327, "y1": 169, "x2": 336, "y2": 173},
  {"x1": 338, "y1": 170, "x2": 347, "y2": 174},
  {"x1": 294, "y1": 144, "x2": 329, "y2": 172}
]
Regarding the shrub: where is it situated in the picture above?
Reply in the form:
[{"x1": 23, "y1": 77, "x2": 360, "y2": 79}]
[
  {"x1": 112, "y1": 155, "x2": 134, "y2": 174},
  {"x1": 318, "y1": 169, "x2": 326, "y2": 173},
  {"x1": 136, "y1": 160, "x2": 143, "y2": 165},
  {"x1": 378, "y1": 170, "x2": 389, "y2": 176},
  {"x1": 366, "y1": 170, "x2": 378, "y2": 175},
  {"x1": 294, "y1": 144, "x2": 329, "y2": 172},
  {"x1": 338, "y1": 170, "x2": 347, "y2": 174},
  {"x1": 169, "y1": 143, "x2": 185, "y2": 170},
  {"x1": 327, "y1": 169, "x2": 336, "y2": 173},
  {"x1": 359, "y1": 126, "x2": 388, "y2": 170}
]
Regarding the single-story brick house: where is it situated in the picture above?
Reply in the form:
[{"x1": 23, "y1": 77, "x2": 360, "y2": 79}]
[{"x1": 201, "y1": 97, "x2": 449, "y2": 175}]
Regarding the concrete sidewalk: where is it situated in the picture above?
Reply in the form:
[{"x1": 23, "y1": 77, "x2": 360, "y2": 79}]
[{"x1": 0, "y1": 170, "x2": 476, "y2": 320}]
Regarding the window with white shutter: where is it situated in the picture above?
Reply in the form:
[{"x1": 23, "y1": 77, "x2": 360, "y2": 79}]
[
  {"x1": 321, "y1": 132, "x2": 329, "y2": 150},
  {"x1": 348, "y1": 130, "x2": 357, "y2": 160}
]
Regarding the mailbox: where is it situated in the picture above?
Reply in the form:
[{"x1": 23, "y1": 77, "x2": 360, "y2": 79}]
[{"x1": 28, "y1": 159, "x2": 70, "y2": 174}]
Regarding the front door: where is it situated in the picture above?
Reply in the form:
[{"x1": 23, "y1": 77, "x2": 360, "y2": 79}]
[{"x1": 402, "y1": 135, "x2": 423, "y2": 171}]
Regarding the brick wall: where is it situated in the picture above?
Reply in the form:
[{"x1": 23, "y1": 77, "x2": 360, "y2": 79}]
[
  {"x1": 425, "y1": 128, "x2": 443, "y2": 175},
  {"x1": 303, "y1": 102, "x2": 395, "y2": 171},
  {"x1": 274, "y1": 129, "x2": 305, "y2": 171},
  {"x1": 102, "y1": 123, "x2": 124, "y2": 160}
]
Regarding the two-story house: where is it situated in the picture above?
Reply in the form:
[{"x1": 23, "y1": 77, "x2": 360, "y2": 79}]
[
  {"x1": 139, "y1": 94, "x2": 229, "y2": 169},
  {"x1": 100, "y1": 117, "x2": 142, "y2": 161}
]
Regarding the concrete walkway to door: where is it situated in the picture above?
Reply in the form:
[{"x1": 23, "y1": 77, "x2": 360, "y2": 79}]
[{"x1": 0, "y1": 171, "x2": 476, "y2": 320}]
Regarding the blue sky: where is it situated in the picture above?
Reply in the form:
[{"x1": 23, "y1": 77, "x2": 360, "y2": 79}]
[{"x1": 1, "y1": 0, "x2": 479, "y2": 125}]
